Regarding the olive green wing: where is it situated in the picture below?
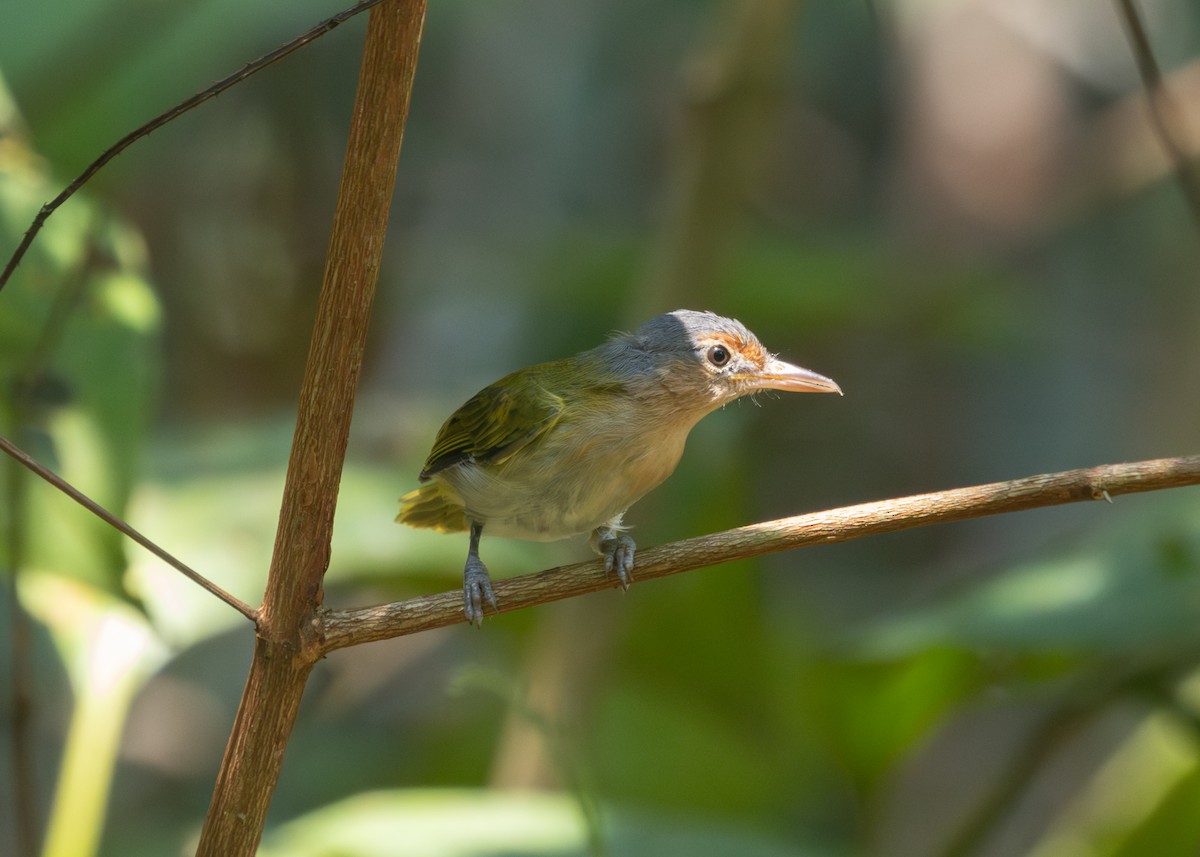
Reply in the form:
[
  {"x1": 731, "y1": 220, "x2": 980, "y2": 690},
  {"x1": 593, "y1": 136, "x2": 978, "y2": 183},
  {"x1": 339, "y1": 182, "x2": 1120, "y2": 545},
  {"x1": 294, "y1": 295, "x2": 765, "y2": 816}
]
[{"x1": 419, "y1": 377, "x2": 564, "y2": 480}]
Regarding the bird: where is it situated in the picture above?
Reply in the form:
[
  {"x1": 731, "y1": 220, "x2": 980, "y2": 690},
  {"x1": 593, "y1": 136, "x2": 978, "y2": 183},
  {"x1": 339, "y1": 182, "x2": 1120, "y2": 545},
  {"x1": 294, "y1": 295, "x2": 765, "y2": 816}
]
[{"x1": 396, "y1": 309, "x2": 841, "y2": 625}]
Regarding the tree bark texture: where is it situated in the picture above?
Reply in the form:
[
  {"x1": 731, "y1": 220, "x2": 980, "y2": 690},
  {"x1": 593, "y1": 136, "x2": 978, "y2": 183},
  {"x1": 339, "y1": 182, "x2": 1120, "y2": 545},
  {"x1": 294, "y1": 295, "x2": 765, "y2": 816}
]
[
  {"x1": 321, "y1": 455, "x2": 1200, "y2": 651},
  {"x1": 194, "y1": 2, "x2": 427, "y2": 854}
]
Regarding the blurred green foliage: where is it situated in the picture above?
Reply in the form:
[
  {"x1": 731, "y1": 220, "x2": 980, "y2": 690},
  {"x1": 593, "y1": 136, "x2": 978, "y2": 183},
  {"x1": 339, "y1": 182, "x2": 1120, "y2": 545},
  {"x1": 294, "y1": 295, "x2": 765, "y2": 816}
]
[
  {"x1": 0, "y1": 79, "x2": 160, "y2": 599},
  {"x1": 3, "y1": 1, "x2": 1200, "y2": 857}
]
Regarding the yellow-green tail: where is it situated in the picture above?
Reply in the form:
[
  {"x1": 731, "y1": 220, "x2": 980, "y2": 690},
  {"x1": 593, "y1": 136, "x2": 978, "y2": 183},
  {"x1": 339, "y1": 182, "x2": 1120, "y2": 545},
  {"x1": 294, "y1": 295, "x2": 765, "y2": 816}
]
[{"x1": 396, "y1": 482, "x2": 469, "y2": 533}]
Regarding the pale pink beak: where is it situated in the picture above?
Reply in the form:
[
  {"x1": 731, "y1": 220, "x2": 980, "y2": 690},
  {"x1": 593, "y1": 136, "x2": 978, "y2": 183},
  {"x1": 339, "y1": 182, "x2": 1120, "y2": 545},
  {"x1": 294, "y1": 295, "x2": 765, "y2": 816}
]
[{"x1": 749, "y1": 358, "x2": 842, "y2": 395}]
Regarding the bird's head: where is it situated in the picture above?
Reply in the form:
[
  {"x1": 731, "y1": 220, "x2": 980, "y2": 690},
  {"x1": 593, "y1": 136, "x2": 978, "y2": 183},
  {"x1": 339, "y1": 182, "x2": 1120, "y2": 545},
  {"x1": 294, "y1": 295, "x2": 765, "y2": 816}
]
[{"x1": 619, "y1": 309, "x2": 841, "y2": 410}]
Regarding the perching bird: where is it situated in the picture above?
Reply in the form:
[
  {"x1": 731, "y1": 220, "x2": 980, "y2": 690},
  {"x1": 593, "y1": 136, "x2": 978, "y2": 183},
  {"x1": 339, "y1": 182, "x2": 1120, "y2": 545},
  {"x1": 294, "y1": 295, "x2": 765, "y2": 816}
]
[{"x1": 397, "y1": 309, "x2": 841, "y2": 625}]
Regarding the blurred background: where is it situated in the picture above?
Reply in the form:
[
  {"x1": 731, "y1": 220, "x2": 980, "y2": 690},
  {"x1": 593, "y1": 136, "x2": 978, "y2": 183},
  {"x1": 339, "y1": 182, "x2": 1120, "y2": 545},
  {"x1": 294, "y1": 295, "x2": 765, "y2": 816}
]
[{"x1": 2, "y1": 0, "x2": 1200, "y2": 855}]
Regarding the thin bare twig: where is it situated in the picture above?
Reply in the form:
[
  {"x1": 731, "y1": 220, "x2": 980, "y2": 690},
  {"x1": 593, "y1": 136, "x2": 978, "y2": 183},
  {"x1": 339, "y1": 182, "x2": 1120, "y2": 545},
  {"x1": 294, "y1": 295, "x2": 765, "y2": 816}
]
[
  {"x1": 1115, "y1": 0, "x2": 1200, "y2": 231},
  {"x1": 0, "y1": 433, "x2": 257, "y2": 621},
  {"x1": 321, "y1": 455, "x2": 1200, "y2": 652},
  {"x1": 0, "y1": 0, "x2": 386, "y2": 293}
]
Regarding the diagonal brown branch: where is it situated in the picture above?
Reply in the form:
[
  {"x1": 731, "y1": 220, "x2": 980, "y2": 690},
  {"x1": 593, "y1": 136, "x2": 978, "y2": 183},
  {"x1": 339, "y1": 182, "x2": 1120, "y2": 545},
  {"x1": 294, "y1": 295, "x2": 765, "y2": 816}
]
[
  {"x1": 321, "y1": 455, "x2": 1200, "y2": 652},
  {"x1": 0, "y1": 432, "x2": 257, "y2": 621},
  {"x1": 1114, "y1": 0, "x2": 1200, "y2": 231},
  {"x1": 0, "y1": 0, "x2": 386, "y2": 293}
]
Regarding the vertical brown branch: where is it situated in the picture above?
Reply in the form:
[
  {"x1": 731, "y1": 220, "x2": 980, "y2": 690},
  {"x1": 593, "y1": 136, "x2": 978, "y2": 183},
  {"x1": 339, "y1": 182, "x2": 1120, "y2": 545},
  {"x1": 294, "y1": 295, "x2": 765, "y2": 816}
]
[{"x1": 194, "y1": 1, "x2": 427, "y2": 854}]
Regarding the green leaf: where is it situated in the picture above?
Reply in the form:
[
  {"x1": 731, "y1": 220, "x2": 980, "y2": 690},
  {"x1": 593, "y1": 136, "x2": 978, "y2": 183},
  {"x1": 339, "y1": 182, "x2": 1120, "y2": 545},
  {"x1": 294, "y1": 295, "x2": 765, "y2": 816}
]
[
  {"x1": 1, "y1": 71, "x2": 161, "y2": 602},
  {"x1": 858, "y1": 496, "x2": 1200, "y2": 657},
  {"x1": 260, "y1": 789, "x2": 827, "y2": 857}
]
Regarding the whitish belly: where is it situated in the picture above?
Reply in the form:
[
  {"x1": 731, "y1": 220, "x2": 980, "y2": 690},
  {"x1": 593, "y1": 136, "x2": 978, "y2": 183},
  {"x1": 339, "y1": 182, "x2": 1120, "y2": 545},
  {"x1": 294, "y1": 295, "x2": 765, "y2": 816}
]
[{"x1": 436, "y1": 428, "x2": 687, "y2": 541}]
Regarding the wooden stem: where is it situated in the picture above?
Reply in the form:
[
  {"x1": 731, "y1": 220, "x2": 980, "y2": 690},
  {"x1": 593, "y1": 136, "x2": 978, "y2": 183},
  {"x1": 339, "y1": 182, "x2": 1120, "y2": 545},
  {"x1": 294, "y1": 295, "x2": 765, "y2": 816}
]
[
  {"x1": 322, "y1": 455, "x2": 1200, "y2": 651},
  {"x1": 194, "y1": 2, "x2": 426, "y2": 854},
  {"x1": 1115, "y1": 0, "x2": 1200, "y2": 231}
]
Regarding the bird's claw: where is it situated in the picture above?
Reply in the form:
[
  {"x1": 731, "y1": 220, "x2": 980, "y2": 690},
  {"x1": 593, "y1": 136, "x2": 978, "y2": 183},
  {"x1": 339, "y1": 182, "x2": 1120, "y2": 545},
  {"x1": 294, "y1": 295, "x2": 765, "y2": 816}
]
[
  {"x1": 463, "y1": 559, "x2": 497, "y2": 627},
  {"x1": 599, "y1": 534, "x2": 636, "y2": 591}
]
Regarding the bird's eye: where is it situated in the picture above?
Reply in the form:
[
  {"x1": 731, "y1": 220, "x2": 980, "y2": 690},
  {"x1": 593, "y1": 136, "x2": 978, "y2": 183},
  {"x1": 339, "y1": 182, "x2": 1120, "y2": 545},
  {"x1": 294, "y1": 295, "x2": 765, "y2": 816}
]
[{"x1": 707, "y1": 344, "x2": 731, "y2": 367}]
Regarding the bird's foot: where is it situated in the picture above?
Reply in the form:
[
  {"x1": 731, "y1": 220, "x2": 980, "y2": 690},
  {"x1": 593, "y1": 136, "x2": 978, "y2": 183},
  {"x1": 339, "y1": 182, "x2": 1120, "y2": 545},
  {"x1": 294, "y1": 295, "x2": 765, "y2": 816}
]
[
  {"x1": 593, "y1": 529, "x2": 636, "y2": 591},
  {"x1": 463, "y1": 557, "x2": 497, "y2": 627}
]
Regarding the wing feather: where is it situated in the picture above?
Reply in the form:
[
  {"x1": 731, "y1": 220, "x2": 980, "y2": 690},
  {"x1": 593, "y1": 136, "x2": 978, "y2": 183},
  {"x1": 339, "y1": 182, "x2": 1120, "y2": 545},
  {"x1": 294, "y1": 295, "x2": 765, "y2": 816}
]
[{"x1": 419, "y1": 375, "x2": 564, "y2": 480}]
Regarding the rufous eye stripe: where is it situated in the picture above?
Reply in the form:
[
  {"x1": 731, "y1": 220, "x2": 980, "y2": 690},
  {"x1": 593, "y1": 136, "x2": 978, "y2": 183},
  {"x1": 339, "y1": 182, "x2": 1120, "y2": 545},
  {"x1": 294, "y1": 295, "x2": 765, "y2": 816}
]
[{"x1": 706, "y1": 332, "x2": 767, "y2": 366}]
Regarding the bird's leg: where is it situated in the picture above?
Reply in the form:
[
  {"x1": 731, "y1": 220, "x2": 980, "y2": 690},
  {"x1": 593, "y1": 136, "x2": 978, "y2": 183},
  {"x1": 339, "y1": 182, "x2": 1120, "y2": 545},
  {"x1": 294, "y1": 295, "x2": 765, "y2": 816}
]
[
  {"x1": 590, "y1": 524, "x2": 636, "y2": 591},
  {"x1": 463, "y1": 521, "x2": 497, "y2": 626}
]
